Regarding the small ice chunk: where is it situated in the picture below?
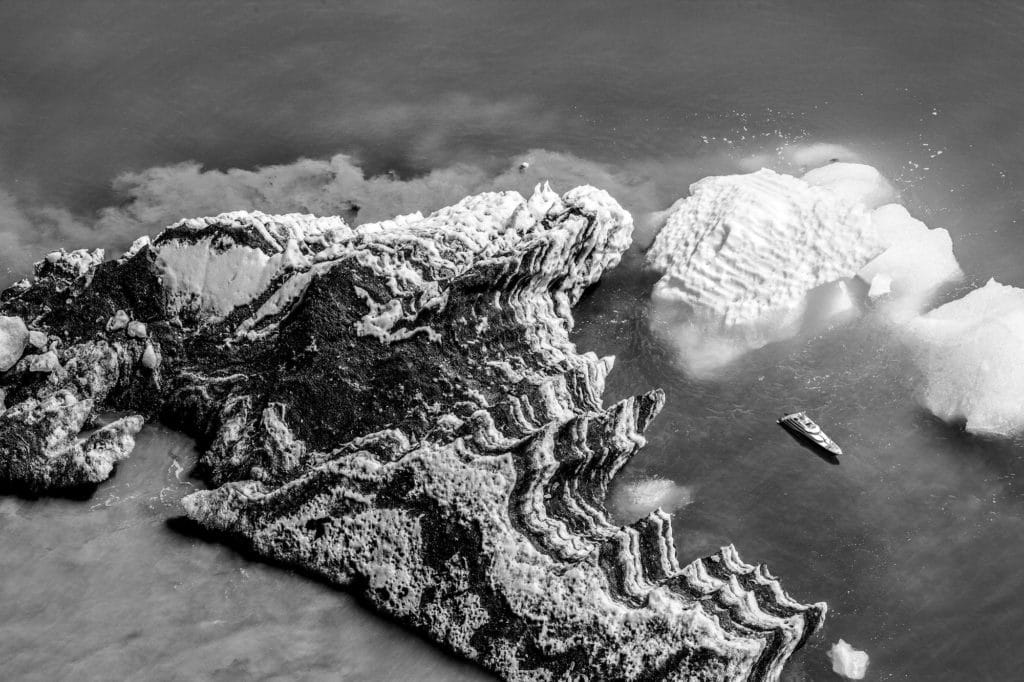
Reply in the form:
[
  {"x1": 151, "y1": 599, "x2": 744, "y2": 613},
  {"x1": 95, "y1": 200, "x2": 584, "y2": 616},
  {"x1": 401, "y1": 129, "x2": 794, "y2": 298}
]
[
  {"x1": 106, "y1": 310, "x2": 130, "y2": 332},
  {"x1": 868, "y1": 273, "x2": 892, "y2": 299},
  {"x1": 827, "y1": 639, "x2": 869, "y2": 679},
  {"x1": 121, "y1": 235, "x2": 151, "y2": 261},
  {"x1": 0, "y1": 316, "x2": 29, "y2": 371},
  {"x1": 904, "y1": 279, "x2": 1024, "y2": 435},
  {"x1": 127, "y1": 321, "x2": 148, "y2": 339}
]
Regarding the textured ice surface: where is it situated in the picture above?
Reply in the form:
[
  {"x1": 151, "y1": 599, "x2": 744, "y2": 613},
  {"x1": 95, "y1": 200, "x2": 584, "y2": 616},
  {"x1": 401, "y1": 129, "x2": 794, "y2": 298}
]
[
  {"x1": 827, "y1": 639, "x2": 869, "y2": 679},
  {"x1": 904, "y1": 279, "x2": 1024, "y2": 435},
  {"x1": 646, "y1": 162, "x2": 961, "y2": 376}
]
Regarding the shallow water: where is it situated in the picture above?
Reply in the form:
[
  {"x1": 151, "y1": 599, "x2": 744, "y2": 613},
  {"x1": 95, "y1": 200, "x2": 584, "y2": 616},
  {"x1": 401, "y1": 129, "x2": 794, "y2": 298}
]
[{"x1": 3, "y1": 1, "x2": 1024, "y2": 679}]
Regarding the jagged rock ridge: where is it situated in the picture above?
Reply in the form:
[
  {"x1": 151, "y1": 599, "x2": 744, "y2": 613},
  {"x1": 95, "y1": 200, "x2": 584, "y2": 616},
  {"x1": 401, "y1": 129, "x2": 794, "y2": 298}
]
[{"x1": 0, "y1": 184, "x2": 824, "y2": 680}]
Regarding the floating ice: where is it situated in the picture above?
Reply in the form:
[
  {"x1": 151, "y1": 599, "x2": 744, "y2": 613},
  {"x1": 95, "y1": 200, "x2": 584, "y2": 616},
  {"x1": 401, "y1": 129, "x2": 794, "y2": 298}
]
[
  {"x1": 904, "y1": 279, "x2": 1024, "y2": 435},
  {"x1": 827, "y1": 639, "x2": 869, "y2": 679},
  {"x1": 859, "y1": 203, "x2": 962, "y2": 318},
  {"x1": 612, "y1": 478, "x2": 693, "y2": 519},
  {"x1": 802, "y1": 161, "x2": 895, "y2": 209},
  {"x1": 646, "y1": 160, "x2": 961, "y2": 376}
]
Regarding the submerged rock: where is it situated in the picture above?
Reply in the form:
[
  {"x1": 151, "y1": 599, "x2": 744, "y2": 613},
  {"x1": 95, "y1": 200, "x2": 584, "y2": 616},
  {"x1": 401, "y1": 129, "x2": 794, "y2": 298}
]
[{"x1": 0, "y1": 184, "x2": 824, "y2": 679}]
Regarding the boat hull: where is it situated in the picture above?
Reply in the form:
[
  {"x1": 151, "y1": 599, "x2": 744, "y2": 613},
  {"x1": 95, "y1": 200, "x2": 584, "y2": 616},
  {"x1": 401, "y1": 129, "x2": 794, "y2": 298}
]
[{"x1": 777, "y1": 412, "x2": 843, "y2": 457}]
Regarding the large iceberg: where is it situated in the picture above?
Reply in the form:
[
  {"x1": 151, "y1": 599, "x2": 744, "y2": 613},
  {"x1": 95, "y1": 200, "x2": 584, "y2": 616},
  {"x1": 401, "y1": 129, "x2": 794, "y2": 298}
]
[
  {"x1": 904, "y1": 279, "x2": 1024, "y2": 435},
  {"x1": 645, "y1": 161, "x2": 961, "y2": 376}
]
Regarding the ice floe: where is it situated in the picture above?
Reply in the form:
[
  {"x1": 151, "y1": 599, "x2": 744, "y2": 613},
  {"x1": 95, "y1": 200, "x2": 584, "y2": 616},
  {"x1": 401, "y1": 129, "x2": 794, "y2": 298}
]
[
  {"x1": 827, "y1": 639, "x2": 869, "y2": 679},
  {"x1": 646, "y1": 160, "x2": 961, "y2": 376},
  {"x1": 904, "y1": 279, "x2": 1024, "y2": 435}
]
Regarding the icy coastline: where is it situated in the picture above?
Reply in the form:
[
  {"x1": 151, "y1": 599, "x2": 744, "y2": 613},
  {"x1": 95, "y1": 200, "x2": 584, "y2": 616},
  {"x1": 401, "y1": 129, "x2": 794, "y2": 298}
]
[{"x1": 0, "y1": 184, "x2": 824, "y2": 680}]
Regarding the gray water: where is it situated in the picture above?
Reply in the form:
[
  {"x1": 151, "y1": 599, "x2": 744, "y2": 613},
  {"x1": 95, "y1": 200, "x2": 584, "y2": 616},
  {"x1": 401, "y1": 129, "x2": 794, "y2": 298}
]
[{"x1": 3, "y1": 1, "x2": 1024, "y2": 679}]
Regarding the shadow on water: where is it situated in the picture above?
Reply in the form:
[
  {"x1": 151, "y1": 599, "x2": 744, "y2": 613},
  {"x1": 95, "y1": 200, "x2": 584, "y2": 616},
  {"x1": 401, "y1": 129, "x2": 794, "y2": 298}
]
[
  {"x1": 165, "y1": 516, "x2": 498, "y2": 680},
  {"x1": 0, "y1": 478, "x2": 104, "y2": 501},
  {"x1": 913, "y1": 407, "x2": 1024, "y2": 493}
]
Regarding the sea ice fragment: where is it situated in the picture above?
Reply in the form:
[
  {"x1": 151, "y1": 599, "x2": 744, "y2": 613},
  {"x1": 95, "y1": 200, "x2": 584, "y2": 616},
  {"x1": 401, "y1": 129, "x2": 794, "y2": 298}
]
[
  {"x1": 827, "y1": 639, "x2": 869, "y2": 679},
  {"x1": 903, "y1": 279, "x2": 1024, "y2": 435}
]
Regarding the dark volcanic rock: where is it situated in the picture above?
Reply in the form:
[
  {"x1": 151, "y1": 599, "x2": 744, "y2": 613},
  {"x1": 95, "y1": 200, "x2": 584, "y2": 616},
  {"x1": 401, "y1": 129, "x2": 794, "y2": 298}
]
[{"x1": 0, "y1": 184, "x2": 825, "y2": 679}]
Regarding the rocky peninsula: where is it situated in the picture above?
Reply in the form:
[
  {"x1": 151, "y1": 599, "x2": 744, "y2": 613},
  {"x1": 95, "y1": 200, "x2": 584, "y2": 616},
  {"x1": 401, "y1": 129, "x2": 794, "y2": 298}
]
[{"x1": 0, "y1": 183, "x2": 824, "y2": 680}]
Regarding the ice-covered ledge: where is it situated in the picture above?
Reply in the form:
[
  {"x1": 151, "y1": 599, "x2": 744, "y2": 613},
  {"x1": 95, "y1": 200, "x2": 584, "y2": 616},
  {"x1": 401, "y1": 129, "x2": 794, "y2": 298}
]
[{"x1": 0, "y1": 184, "x2": 824, "y2": 679}]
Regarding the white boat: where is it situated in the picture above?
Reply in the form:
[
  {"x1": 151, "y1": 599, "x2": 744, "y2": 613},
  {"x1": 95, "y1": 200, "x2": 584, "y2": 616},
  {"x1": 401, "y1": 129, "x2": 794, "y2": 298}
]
[{"x1": 777, "y1": 411, "x2": 843, "y2": 456}]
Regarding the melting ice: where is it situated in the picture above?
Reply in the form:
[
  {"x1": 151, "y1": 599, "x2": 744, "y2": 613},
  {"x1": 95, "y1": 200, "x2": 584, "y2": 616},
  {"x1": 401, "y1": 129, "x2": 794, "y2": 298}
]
[{"x1": 645, "y1": 159, "x2": 961, "y2": 377}]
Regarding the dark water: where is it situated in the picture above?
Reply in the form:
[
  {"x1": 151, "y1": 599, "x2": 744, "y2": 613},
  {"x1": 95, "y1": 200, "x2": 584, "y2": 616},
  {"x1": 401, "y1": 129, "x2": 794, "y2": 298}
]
[{"x1": 2, "y1": 1, "x2": 1024, "y2": 679}]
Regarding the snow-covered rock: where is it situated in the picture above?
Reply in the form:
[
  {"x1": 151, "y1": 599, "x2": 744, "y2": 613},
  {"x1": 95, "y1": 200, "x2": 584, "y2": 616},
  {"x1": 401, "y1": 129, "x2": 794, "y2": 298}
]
[
  {"x1": 646, "y1": 163, "x2": 961, "y2": 376},
  {"x1": 153, "y1": 211, "x2": 351, "y2": 323},
  {"x1": 827, "y1": 639, "x2": 869, "y2": 679},
  {"x1": 0, "y1": 316, "x2": 28, "y2": 372},
  {"x1": 904, "y1": 279, "x2": 1024, "y2": 435}
]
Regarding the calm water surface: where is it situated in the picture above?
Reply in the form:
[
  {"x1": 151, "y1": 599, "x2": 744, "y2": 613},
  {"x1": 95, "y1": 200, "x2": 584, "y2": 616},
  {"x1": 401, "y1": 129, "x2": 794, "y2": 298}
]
[{"x1": 2, "y1": 1, "x2": 1024, "y2": 679}]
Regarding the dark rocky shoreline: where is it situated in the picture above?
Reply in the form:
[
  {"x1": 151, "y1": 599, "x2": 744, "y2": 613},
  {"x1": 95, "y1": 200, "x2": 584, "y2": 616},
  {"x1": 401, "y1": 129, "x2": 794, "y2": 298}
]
[{"x1": 0, "y1": 184, "x2": 824, "y2": 680}]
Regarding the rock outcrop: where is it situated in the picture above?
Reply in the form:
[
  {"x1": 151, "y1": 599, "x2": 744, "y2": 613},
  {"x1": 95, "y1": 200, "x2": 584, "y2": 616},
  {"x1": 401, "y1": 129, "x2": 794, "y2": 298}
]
[{"x1": 0, "y1": 184, "x2": 824, "y2": 679}]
